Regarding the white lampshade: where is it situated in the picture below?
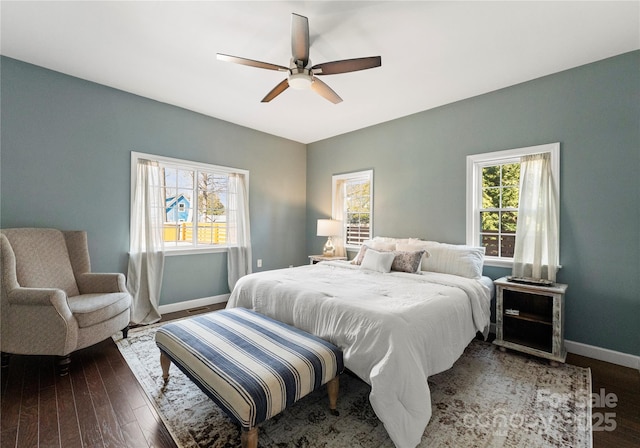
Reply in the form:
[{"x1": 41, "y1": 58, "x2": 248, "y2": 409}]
[{"x1": 317, "y1": 219, "x2": 341, "y2": 237}]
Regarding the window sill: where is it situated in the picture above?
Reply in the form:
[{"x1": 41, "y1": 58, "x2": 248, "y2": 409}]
[
  {"x1": 164, "y1": 246, "x2": 229, "y2": 257},
  {"x1": 483, "y1": 257, "x2": 514, "y2": 269},
  {"x1": 483, "y1": 257, "x2": 563, "y2": 271}
]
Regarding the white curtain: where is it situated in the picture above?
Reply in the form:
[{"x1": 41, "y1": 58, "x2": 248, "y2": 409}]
[
  {"x1": 512, "y1": 153, "x2": 559, "y2": 281},
  {"x1": 127, "y1": 159, "x2": 165, "y2": 324},
  {"x1": 227, "y1": 173, "x2": 252, "y2": 291},
  {"x1": 331, "y1": 179, "x2": 346, "y2": 257}
]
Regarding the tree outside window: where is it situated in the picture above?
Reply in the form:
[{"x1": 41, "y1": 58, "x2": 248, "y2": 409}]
[
  {"x1": 161, "y1": 166, "x2": 229, "y2": 247},
  {"x1": 333, "y1": 170, "x2": 373, "y2": 248},
  {"x1": 480, "y1": 163, "x2": 520, "y2": 258}
]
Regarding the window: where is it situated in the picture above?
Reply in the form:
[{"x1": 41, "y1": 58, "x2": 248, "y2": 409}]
[
  {"x1": 131, "y1": 152, "x2": 249, "y2": 254},
  {"x1": 332, "y1": 170, "x2": 373, "y2": 248},
  {"x1": 466, "y1": 143, "x2": 559, "y2": 267}
]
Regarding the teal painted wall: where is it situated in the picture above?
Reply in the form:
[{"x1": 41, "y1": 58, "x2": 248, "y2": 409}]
[
  {"x1": 307, "y1": 51, "x2": 640, "y2": 356},
  {"x1": 2, "y1": 52, "x2": 638, "y2": 356},
  {"x1": 1, "y1": 57, "x2": 307, "y2": 306}
]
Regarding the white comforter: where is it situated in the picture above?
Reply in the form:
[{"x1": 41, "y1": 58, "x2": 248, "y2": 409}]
[{"x1": 227, "y1": 261, "x2": 491, "y2": 448}]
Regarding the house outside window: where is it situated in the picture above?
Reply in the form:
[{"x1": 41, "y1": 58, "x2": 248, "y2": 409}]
[
  {"x1": 131, "y1": 152, "x2": 248, "y2": 254},
  {"x1": 466, "y1": 143, "x2": 560, "y2": 268},
  {"x1": 332, "y1": 170, "x2": 373, "y2": 248}
]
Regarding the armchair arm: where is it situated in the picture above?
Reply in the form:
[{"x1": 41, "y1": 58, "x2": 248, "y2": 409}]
[
  {"x1": 76, "y1": 272, "x2": 128, "y2": 294},
  {"x1": 4, "y1": 287, "x2": 78, "y2": 355},
  {"x1": 7, "y1": 287, "x2": 74, "y2": 317}
]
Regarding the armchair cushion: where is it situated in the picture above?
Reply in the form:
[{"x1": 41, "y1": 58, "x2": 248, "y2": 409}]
[
  {"x1": 76, "y1": 272, "x2": 128, "y2": 295},
  {"x1": 68, "y1": 292, "x2": 131, "y2": 328}
]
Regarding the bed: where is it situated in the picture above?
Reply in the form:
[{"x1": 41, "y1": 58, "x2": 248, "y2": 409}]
[{"x1": 226, "y1": 239, "x2": 492, "y2": 448}]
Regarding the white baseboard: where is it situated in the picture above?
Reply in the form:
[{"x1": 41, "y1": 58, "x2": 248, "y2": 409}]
[
  {"x1": 565, "y1": 339, "x2": 640, "y2": 371},
  {"x1": 488, "y1": 323, "x2": 639, "y2": 370},
  {"x1": 158, "y1": 294, "x2": 230, "y2": 315}
]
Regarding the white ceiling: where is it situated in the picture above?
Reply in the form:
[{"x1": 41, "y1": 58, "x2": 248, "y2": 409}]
[{"x1": 1, "y1": 1, "x2": 638, "y2": 144}]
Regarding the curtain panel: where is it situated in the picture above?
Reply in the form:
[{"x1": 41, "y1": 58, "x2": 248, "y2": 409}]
[
  {"x1": 227, "y1": 173, "x2": 252, "y2": 290},
  {"x1": 127, "y1": 159, "x2": 165, "y2": 324},
  {"x1": 512, "y1": 153, "x2": 559, "y2": 281},
  {"x1": 331, "y1": 179, "x2": 346, "y2": 257}
]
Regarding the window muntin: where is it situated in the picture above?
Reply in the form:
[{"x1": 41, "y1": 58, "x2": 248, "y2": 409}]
[
  {"x1": 131, "y1": 152, "x2": 248, "y2": 254},
  {"x1": 480, "y1": 162, "x2": 520, "y2": 258},
  {"x1": 333, "y1": 170, "x2": 373, "y2": 248},
  {"x1": 466, "y1": 143, "x2": 559, "y2": 268}
]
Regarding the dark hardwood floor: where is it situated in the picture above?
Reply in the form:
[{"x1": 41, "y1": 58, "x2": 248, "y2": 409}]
[
  {"x1": 567, "y1": 352, "x2": 640, "y2": 448},
  {"x1": 2, "y1": 304, "x2": 639, "y2": 447}
]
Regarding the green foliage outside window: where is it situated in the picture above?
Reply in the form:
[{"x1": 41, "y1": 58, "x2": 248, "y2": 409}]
[
  {"x1": 346, "y1": 180, "x2": 370, "y2": 225},
  {"x1": 481, "y1": 163, "x2": 520, "y2": 257}
]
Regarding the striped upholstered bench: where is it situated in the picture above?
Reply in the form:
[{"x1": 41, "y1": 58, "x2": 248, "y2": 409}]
[{"x1": 155, "y1": 308, "x2": 344, "y2": 448}]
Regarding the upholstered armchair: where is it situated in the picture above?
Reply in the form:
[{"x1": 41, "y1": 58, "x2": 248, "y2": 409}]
[{"x1": 0, "y1": 228, "x2": 131, "y2": 375}]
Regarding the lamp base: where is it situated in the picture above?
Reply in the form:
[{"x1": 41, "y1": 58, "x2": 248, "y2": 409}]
[{"x1": 322, "y1": 237, "x2": 335, "y2": 257}]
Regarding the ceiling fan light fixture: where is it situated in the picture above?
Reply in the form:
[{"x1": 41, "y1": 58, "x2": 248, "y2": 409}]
[
  {"x1": 288, "y1": 72, "x2": 313, "y2": 90},
  {"x1": 218, "y1": 13, "x2": 380, "y2": 103}
]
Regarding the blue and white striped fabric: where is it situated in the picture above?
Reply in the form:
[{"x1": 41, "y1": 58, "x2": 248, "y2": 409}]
[{"x1": 155, "y1": 308, "x2": 343, "y2": 429}]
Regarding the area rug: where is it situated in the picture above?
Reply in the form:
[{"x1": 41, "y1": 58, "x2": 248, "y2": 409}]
[{"x1": 114, "y1": 324, "x2": 592, "y2": 448}]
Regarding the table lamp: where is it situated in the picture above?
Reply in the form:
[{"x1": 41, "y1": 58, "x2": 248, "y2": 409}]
[{"x1": 317, "y1": 219, "x2": 341, "y2": 257}]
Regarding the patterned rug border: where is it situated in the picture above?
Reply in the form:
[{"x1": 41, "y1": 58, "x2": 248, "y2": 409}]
[
  {"x1": 117, "y1": 321, "x2": 184, "y2": 445},
  {"x1": 114, "y1": 321, "x2": 593, "y2": 448}
]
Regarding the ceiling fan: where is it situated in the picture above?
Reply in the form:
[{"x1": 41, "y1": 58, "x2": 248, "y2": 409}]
[{"x1": 217, "y1": 13, "x2": 382, "y2": 104}]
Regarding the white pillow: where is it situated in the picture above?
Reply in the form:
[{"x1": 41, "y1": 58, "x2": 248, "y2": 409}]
[
  {"x1": 360, "y1": 249, "x2": 396, "y2": 273},
  {"x1": 373, "y1": 236, "x2": 421, "y2": 245},
  {"x1": 420, "y1": 241, "x2": 485, "y2": 279},
  {"x1": 364, "y1": 239, "x2": 396, "y2": 251},
  {"x1": 396, "y1": 242, "x2": 431, "y2": 256},
  {"x1": 351, "y1": 240, "x2": 400, "y2": 265}
]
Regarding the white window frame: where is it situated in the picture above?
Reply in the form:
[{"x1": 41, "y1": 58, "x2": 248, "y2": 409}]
[
  {"x1": 332, "y1": 170, "x2": 374, "y2": 250},
  {"x1": 131, "y1": 151, "x2": 249, "y2": 256},
  {"x1": 466, "y1": 143, "x2": 560, "y2": 268}
]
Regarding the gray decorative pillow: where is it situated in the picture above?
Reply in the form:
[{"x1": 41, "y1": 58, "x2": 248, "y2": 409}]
[
  {"x1": 351, "y1": 244, "x2": 369, "y2": 265},
  {"x1": 391, "y1": 250, "x2": 426, "y2": 273}
]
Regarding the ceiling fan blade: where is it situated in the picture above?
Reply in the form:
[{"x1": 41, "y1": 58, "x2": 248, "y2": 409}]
[
  {"x1": 261, "y1": 79, "x2": 290, "y2": 102},
  {"x1": 312, "y1": 56, "x2": 382, "y2": 75},
  {"x1": 291, "y1": 13, "x2": 310, "y2": 66},
  {"x1": 217, "y1": 53, "x2": 288, "y2": 71},
  {"x1": 310, "y1": 78, "x2": 343, "y2": 104}
]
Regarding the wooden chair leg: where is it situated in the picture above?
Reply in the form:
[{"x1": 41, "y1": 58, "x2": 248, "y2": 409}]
[
  {"x1": 240, "y1": 427, "x2": 258, "y2": 448},
  {"x1": 327, "y1": 375, "x2": 340, "y2": 416},
  {"x1": 56, "y1": 354, "x2": 71, "y2": 376},
  {"x1": 122, "y1": 325, "x2": 130, "y2": 339},
  {"x1": 160, "y1": 352, "x2": 171, "y2": 384}
]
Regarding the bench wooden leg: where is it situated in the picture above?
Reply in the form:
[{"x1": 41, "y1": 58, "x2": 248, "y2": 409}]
[
  {"x1": 160, "y1": 352, "x2": 171, "y2": 384},
  {"x1": 327, "y1": 375, "x2": 339, "y2": 416},
  {"x1": 240, "y1": 427, "x2": 258, "y2": 448}
]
